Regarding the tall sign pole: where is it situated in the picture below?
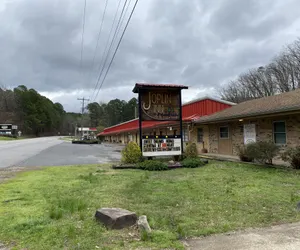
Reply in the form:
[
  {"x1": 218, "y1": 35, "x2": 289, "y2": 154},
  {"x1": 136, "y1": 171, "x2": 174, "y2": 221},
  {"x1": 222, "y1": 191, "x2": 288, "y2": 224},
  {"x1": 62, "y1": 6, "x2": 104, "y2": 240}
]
[
  {"x1": 138, "y1": 90, "x2": 143, "y2": 151},
  {"x1": 179, "y1": 89, "x2": 183, "y2": 155}
]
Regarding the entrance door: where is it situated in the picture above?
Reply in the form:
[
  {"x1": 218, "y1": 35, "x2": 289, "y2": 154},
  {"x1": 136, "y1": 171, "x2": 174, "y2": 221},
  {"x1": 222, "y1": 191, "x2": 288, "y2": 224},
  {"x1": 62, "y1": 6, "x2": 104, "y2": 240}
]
[{"x1": 218, "y1": 126, "x2": 232, "y2": 155}]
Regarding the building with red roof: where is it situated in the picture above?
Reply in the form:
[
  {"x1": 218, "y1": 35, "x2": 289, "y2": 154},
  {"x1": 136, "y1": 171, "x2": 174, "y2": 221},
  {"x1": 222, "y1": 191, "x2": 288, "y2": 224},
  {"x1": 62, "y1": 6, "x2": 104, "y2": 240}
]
[{"x1": 98, "y1": 88, "x2": 235, "y2": 153}]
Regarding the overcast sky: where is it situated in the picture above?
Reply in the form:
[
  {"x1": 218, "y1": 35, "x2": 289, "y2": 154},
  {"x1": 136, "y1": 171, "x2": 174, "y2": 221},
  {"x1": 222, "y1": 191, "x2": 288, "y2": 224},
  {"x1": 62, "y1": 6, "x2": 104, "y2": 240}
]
[{"x1": 1, "y1": 0, "x2": 300, "y2": 112}]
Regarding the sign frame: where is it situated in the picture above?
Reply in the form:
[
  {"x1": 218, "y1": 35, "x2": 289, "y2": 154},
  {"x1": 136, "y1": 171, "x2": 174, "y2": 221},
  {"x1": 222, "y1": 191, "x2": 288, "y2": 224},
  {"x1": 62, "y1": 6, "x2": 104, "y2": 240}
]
[{"x1": 133, "y1": 84, "x2": 188, "y2": 157}]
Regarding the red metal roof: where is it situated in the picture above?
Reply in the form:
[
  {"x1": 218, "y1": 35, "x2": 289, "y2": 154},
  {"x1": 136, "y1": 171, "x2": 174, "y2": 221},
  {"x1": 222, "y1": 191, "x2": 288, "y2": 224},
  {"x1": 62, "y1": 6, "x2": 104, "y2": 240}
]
[
  {"x1": 132, "y1": 83, "x2": 188, "y2": 93},
  {"x1": 98, "y1": 97, "x2": 234, "y2": 136}
]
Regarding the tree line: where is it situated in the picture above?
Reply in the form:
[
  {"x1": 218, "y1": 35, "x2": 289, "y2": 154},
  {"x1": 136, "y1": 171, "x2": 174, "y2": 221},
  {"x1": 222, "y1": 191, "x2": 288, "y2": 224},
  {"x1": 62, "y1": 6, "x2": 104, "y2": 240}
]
[
  {"x1": 87, "y1": 97, "x2": 138, "y2": 130},
  {"x1": 0, "y1": 84, "x2": 137, "y2": 136},
  {"x1": 221, "y1": 38, "x2": 300, "y2": 103},
  {"x1": 0, "y1": 85, "x2": 67, "y2": 136}
]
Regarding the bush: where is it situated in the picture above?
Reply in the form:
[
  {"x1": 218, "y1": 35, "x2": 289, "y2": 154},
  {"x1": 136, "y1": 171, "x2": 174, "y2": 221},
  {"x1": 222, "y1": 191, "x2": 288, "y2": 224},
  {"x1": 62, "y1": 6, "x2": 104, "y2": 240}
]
[
  {"x1": 185, "y1": 142, "x2": 198, "y2": 158},
  {"x1": 181, "y1": 157, "x2": 205, "y2": 168},
  {"x1": 236, "y1": 145, "x2": 253, "y2": 162},
  {"x1": 246, "y1": 141, "x2": 279, "y2": 164},
  {"x1": 121, "y1": 141, "x2": 142, "y2": 164},
  {"x1": 281, "y1": 147, "x2": 300, "y2": 169},
  {"x1": 138, "y1": 160, "x2": 168, "y2": 171}
]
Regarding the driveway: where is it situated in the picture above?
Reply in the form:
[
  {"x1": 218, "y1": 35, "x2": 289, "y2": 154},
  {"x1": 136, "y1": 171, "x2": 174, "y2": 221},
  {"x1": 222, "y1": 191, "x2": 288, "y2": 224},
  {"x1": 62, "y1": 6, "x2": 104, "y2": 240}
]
[
  {"x1": 0, "y1": 137, "x2": 122, "y2": 169},
  {"x1": 19, "y1": 142, "x2": 122, "y2": 167},
  {"x1": 0, "y1": 137, "x2": 63, "y2": 169},
  {"x1": 184, "y1": 222, "x2": 300, "y2": 250}
]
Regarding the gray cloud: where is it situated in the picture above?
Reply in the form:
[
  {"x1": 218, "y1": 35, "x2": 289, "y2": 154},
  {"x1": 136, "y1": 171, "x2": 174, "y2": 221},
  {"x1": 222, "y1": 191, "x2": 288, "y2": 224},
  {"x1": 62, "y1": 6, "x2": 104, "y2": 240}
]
[{"x1": 1, "y1": 0, "x2": 300, "y2": 111}]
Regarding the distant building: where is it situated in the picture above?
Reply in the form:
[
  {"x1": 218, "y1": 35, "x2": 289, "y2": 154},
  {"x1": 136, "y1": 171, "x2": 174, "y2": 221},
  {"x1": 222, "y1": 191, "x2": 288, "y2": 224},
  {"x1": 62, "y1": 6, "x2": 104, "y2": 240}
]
[{"x1": 77, "y1": 127, "x2": 97, "y2": 138}]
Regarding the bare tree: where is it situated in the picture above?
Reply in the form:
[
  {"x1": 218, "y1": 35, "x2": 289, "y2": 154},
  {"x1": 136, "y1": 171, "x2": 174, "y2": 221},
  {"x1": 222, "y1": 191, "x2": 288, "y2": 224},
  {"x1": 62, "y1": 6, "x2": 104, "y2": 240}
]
[{"x1": 221, "y1": 38, "x2": 300, "y2": 103}]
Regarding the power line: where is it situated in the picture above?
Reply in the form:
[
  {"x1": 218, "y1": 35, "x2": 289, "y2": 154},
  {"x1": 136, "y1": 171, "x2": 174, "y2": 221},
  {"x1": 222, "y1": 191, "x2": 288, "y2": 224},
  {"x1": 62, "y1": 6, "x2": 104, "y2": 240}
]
[
  {"x1": 80, "y1": 0, "x2": 87, "y2": 69},
  {"x1": 115, "y1": 0, "x2": 133, "y2": 38},
  {"x1": 91, "y1": 0, "x2": 129, "y2": 100},
  {"x1": 87, "y1": 0, "x2": 109, "y2": 97},
  {"x1": 93, "y1": 0, "x2": 140, "y2": 101},
  {"x1": 90, "y1": 0, "x2": 125, "y2": 101}
]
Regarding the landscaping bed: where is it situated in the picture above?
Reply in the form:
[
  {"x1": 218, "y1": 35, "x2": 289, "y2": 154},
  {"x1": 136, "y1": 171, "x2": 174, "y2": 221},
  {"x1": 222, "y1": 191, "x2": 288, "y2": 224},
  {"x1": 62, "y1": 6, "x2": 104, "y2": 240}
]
[
  {"x1": 72, "y1": 139, "x2": 100, "y2": 144},
  {"x1": 1, "y1": 162, "x2": 300, "y2": 249}
]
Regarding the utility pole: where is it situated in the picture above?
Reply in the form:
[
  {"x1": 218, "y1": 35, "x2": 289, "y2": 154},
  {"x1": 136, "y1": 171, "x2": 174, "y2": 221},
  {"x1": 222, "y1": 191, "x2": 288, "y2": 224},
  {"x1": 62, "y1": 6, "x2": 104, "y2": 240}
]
[{"x1": 77, "y1": 97, "x2": 89, "y2": 138}]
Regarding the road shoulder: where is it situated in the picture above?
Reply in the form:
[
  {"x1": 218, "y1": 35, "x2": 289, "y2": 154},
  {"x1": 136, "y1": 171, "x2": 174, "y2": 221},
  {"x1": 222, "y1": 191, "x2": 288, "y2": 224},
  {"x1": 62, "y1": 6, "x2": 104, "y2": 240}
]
[{"x1": 183, "y1": 222, "x2": 300, "y2": 250}]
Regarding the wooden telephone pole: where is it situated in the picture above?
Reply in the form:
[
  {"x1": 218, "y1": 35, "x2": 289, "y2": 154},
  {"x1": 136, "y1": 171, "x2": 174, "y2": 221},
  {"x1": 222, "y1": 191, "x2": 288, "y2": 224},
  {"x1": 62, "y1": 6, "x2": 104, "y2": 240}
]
[{"x1": 77, "y1": 97, "x2": 89, "y2": 138}]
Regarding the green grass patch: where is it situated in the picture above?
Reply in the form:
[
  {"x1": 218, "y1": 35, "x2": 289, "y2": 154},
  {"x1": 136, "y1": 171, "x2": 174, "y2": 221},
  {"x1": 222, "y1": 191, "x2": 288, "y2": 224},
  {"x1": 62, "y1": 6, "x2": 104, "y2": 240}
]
[
  {"x1": 1, "y1": 162, "x2": 300, "y2": 249},
  {"x1": 0, "y1": 136, "x2": 33, "y2": 141},
  {"x1": 59, "y1": 136, "x2": 74, "y2": 141},
  {"x1": 0, "y1": 136, "x2": 17, "y2": 141}
]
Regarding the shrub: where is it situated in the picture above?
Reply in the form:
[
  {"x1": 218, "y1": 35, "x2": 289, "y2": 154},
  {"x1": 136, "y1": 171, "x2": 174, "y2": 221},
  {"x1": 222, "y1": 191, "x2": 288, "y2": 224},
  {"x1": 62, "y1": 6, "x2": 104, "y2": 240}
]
[
  {"x1": 246, "y1": 141, "x2": 279, "y2": 164},
  {"x1": 181, "y1": 157, "x2": 205, "y2": 168},
  {"x1": 185, "y1": 142, "x2": 198, "y2": 158},
  {"x1": 138, "y1": 160, "x2": 168, "y2": 171},
  {"x1": 121, "y1": 141, "x2": 142, "y2": 164},
  {"x1": 236, "y1": 145, "x2": 253, "y2": 162},
  {"x1": 281, "y1": 147, "x2": 300, "y2": 169}
]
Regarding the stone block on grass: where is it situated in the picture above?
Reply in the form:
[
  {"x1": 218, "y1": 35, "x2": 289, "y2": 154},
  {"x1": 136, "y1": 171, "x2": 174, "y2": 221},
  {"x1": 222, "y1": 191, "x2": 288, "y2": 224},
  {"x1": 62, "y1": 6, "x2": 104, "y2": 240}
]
[
  {"x1": 137, "y1": 215, "x2": 151, "y2": 233},
  {"x1": 95, "y1": 208, "x2": 137, "y2": 229}
]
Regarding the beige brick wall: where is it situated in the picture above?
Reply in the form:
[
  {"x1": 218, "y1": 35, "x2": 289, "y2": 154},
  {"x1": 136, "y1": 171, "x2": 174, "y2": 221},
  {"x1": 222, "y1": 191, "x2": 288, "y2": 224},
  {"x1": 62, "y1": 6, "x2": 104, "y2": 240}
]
[
  {"x1": 189, "y1": 125, "x2": 209, "y2": 153},
  {"x1": 208, "y1": 124, "x2": 219, "y2": 153},
  {"x1": 207, "y1": 113, "x2": 300, "y2": 156}
]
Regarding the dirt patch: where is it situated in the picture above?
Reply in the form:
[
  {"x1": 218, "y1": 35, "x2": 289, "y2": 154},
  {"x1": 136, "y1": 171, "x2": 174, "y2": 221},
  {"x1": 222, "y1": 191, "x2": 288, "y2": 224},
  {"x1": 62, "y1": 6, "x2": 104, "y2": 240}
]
[
  {"x1": 183, "y1": 222, "x2": 300, "y2": 250},
  {"x1": 0, "y1": 242, "x2": 10, "y2": 250},
  {"x1": 0, "y1": 166, "x2": 41, "y2": 184}
]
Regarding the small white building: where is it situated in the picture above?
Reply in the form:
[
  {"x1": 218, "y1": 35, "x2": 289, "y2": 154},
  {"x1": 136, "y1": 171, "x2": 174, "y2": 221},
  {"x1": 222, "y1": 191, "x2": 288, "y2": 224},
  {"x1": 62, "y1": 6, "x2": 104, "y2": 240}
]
[{"x1": 77, "y1": 127, "x2": 97, "y2": 138}]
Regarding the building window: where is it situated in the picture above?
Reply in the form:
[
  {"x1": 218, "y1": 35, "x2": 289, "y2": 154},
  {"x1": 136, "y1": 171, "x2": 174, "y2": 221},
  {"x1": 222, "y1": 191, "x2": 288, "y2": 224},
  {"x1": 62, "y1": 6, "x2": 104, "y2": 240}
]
[
  {"x1": 197, "y1": 128, "x2": 203, "y2": 142},
  {"x1": 182, "y1": 128, "x2": 189, "y2": 142},
  {"x1": 220, "y1": 126, "x2": 229, "y2": 139},
  {"x1": 273, "y1": 121, "x2": 286, "y2": 144}
]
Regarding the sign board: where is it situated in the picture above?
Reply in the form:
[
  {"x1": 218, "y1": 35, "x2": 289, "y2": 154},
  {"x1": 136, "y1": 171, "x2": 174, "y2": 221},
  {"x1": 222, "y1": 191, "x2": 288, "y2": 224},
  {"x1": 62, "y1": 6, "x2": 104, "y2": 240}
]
[
  {"x1": 142, "y1": 136, "x2": 181, "y2": 157},
  {"x1": 140, "y1": 90, "x2": 180, "y2": 121},
  {"x1": 244, "y1": 124, "x2": 256, "y2": 144},
  {"x1": 0, "y1": 124, "x2": 12, "y2": 130},
  {"x1": 133, "y1": 83, "x2": 188, "y2": 157}
]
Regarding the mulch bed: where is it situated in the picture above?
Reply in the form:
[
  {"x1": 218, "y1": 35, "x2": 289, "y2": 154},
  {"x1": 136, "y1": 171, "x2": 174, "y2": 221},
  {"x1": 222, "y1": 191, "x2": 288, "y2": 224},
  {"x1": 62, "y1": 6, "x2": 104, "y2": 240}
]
[{"x1": 112, "y1": 163, "x2": 183, "y2": 170}]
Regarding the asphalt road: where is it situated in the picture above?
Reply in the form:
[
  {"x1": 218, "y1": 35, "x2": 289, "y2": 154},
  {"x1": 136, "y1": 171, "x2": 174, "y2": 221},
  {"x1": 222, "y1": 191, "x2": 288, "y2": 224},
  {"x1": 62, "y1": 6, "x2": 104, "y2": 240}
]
[{"x1": 0, "y1": 137, "x2": 122, "y2": 168}]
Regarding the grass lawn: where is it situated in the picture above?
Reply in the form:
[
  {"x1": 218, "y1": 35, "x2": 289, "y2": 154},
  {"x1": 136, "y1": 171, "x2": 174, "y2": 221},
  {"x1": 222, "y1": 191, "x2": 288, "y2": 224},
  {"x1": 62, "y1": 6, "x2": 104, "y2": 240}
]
[
  {"x1": 0, "y1": 136, "x2": 32, "y2": 141},
  {"x1": 0, "y1": 136, "x2": 17, "y2": 141},
  {"x1": 1, "y1": 162, "x2": 300, "y2": 249},
  {"x1": 59, "y1": 136, "x2": 74, "y2": 141}
]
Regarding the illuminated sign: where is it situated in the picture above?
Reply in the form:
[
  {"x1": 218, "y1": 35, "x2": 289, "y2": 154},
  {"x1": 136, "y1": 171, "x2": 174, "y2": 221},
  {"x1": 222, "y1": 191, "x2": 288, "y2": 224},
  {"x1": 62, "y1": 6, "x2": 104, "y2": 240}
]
[
  {"x1": 140, "y1": 90, "x2": 180, "y2": 121},
  {"x1": 142, "y1": 136, "x2": 181, "y2": 156},
  {"x1": 0, "y1": 124, "x2": 12, "y2": 130}
]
